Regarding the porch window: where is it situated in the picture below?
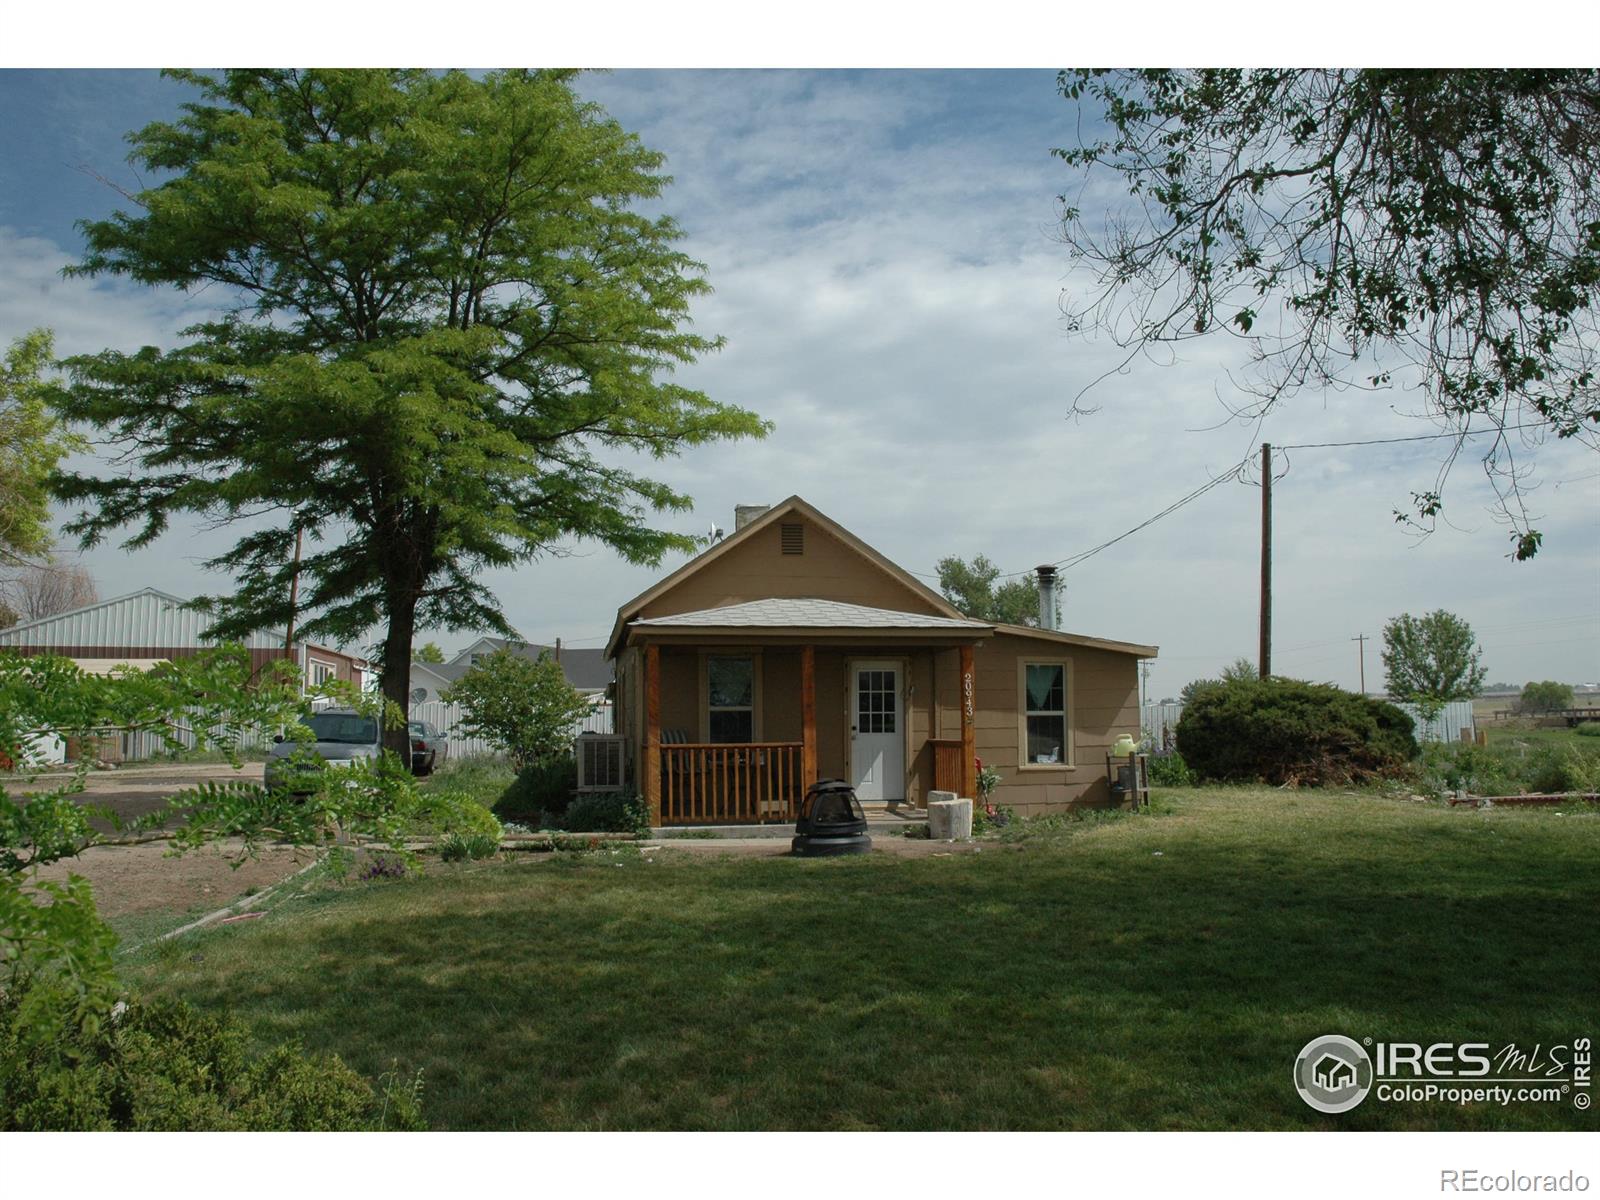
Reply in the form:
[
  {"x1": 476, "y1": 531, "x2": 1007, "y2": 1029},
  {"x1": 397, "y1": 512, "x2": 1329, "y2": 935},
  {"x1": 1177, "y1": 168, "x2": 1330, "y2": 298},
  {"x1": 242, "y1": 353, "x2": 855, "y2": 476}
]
[
  {"x1": 707, "y1": 655, "x2": 754, "y2": 743},
  {"x1": 1023, "y1": 662, "x2": 1067, "y2": 765},
  {"x1": 309, "y1": 659, "x2": 338, "y2": 687}
]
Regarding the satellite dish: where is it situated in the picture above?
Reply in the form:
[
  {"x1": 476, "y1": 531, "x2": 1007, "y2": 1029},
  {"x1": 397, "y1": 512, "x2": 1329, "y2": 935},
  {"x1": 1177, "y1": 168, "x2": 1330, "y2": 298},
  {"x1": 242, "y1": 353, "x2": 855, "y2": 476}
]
[
  {"x1": 409, "y1": 688, "x2": 427, "y2": 704},
  {"x1": 708, "y1": 523, "x2": 724, "y2": 542}
]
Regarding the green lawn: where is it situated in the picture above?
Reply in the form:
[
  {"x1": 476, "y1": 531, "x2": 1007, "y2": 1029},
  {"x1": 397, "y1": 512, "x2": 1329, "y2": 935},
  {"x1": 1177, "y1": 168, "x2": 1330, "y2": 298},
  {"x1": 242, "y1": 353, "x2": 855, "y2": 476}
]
[
  {"x1": 120, "y1": 788, "x2": 1599, "y2": 1130},
  {"x1": 1481, "y1": 722, "x2": 1596, "y2": 751}
]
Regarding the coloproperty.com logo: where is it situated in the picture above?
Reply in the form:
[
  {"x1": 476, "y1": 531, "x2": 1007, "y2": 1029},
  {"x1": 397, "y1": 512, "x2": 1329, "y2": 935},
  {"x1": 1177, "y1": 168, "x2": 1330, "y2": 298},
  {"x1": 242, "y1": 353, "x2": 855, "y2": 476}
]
[{"x1": 1293, "y1": 1035, "x2": 1592, "y2": 1114}]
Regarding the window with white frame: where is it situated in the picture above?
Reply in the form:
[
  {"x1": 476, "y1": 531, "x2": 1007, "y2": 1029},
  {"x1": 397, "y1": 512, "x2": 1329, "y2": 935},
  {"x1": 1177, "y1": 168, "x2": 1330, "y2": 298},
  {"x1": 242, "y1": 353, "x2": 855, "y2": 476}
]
[
  {"x1": 1022, "y1": 662, "x2": 1067, "y2": 765},
  {"x1": 707, "y1": 655, "x2": 754, "y2": 743},
  {"x1": 309, "y1": 660, "x2": 338, "y2": 687}
]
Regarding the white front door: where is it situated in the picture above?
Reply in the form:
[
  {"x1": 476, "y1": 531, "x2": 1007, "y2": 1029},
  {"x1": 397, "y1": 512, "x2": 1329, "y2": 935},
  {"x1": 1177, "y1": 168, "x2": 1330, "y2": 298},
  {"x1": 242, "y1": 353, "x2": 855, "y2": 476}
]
[{"x1": 851, "y1": 661, "x2": 904, "y2": 802}]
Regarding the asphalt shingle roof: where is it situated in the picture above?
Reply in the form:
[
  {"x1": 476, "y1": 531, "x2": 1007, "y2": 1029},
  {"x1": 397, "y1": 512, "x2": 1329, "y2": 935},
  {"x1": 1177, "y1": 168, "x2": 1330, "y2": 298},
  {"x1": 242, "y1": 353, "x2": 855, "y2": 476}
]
[{"x1": 629, "y1": 598, "x2": 992, "y2": 631}]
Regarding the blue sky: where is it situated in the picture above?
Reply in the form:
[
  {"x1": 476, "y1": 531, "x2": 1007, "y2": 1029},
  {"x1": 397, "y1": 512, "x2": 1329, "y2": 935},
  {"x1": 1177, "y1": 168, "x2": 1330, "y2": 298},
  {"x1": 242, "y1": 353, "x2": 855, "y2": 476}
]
[{"x1": 1, "y1": 68, "x2": 1596, "y2": 699}]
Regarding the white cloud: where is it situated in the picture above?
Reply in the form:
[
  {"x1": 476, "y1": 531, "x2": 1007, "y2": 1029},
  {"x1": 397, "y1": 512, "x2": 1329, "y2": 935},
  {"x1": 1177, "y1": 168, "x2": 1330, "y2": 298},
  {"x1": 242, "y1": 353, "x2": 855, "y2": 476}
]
[{"x1": 6, "y1": 70, "x2": 1596, "y2": 699}]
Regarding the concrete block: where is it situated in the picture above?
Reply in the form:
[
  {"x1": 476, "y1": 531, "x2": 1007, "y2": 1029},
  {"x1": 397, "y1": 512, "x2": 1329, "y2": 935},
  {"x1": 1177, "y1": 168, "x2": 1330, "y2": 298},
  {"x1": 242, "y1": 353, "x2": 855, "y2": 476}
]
[{"x1": 927, "y1": 795, "x2": 972, "y2": 841}]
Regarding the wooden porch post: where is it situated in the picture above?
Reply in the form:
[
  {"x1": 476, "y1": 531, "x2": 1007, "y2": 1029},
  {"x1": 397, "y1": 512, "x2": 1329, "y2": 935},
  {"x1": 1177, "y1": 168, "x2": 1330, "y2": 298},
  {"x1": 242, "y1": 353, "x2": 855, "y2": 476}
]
[
  {"x1": 800, "y1": 645, "x2": 817, "y2": 791},
  {"x1": 960, "y1": 643, "x2": 977, "y2": 801},
  {"x1": 644, "y1": 643, "x2": 661, "y2": 826}
]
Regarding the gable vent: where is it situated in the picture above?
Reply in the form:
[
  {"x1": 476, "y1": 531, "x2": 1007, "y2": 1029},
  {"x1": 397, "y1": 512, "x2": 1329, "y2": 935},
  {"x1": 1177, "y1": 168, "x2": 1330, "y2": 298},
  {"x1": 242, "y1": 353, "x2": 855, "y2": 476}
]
[{"x1": 780, "y1": 522, "x2": 805, "y2": 555}]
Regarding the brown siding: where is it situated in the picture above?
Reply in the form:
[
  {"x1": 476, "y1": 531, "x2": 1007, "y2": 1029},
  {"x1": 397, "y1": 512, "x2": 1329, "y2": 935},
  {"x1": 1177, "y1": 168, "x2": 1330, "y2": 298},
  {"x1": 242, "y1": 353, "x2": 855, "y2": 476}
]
[
  {"x1": 620, "y1": 631, "x2": 1145, "y2": 815},
  {"x1": 972, "y1": 631, "x2": 1142, "y2": 813},
  {"x1": 637, "y1": 515, "x2": 945, "y2": 620},
  {"x1": 657, "y1": 647, "x2": 701, "y2": 739},
  {"x1": 762, "y1": 649, "x2": 803, "y2": 742}
]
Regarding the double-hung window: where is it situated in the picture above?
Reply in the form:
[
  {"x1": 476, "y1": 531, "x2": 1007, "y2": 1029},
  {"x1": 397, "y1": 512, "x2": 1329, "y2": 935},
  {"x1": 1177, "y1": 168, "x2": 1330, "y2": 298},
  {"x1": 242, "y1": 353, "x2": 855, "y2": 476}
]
[
  {"x1": 707, "y1": 655, "x2": 755, "y2": 743},
  {"x1": 1023, "y1": 662, "x2": 1068, "y2": 765}
]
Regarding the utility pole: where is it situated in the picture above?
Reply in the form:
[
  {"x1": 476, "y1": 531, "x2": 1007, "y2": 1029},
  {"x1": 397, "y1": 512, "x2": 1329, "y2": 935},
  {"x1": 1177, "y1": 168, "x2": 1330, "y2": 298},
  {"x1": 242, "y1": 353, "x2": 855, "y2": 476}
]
[
  {"x1": 1352, "y1": 633, "x2": 1368, "y2": 695},
  {"x1": 1259, "y1": 442, "x2": 1272, "y2": 679},
  {"x1": 285, "y1": 525, "x2": 304, "y2": 691}
]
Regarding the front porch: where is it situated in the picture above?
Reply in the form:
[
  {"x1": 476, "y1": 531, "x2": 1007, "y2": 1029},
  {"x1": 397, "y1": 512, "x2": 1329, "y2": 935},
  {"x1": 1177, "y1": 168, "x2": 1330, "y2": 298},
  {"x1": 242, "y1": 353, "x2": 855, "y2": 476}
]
[{"x1": 628, "y1": 599, "x2": 991, "y2": 825}]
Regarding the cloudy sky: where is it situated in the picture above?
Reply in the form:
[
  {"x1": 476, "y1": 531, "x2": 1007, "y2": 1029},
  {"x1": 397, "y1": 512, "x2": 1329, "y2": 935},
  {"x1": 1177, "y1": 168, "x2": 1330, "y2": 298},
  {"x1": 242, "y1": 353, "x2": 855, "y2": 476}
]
[{"x1": 1, "y1": 68, "x2": 1595, "y2": 700}]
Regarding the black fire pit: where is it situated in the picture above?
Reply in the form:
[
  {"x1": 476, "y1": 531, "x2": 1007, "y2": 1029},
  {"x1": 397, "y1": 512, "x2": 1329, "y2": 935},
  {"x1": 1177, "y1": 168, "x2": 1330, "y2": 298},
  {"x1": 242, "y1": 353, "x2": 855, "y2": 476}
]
[{"x1": 791, "y1": 778, "x2": 872, "y2": 857}]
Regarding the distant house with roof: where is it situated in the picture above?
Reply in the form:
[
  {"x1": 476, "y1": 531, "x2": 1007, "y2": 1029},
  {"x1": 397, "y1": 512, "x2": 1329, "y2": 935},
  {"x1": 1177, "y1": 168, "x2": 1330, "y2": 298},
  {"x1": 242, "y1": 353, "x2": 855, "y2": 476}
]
[
  {"x1": 0, "y1": 587, "x2": 367, "y2": 688},
  {"x1": 408, "y1": 636, "x2": 611, "y2": 707}
]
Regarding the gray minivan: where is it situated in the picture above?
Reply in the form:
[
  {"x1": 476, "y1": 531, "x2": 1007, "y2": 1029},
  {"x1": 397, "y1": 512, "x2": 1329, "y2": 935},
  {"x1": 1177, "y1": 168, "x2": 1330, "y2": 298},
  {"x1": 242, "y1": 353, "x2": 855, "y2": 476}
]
[{"x1": 264, "y1": 707, "x2": 384, "y2": 793}]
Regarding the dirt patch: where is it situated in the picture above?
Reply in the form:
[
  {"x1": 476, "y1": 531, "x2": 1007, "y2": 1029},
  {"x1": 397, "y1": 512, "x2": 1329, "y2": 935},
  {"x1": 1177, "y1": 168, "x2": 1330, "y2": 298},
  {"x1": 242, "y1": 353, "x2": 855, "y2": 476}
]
[
  {"x1": 33, "y1": 839, "x2": 315, "y2": 921},
  {"x1": 7, "y1": 761, "x2": 266, "y2": 830}
]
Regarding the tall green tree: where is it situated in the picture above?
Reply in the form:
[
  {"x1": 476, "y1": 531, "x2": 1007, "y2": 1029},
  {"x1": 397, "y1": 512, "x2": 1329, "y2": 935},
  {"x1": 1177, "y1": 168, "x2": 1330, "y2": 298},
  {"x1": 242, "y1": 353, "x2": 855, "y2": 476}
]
[
  {"x1": 0, "y1": 330, "x2": 78, "y2": 568},
  {"x1": 1056, "y1": 70, "x2": 1600, "y2": 560},
  {"x1": 1381, "y1": 610, "x2": 1488, "y2": 720},
  {"x1": 50, "y1": 70, "x2": 767, "y2": 754},
  {"x1": 935, "y1": 554, "x2": 1055, "y2": 626},
  {"x1": 414, "y1": 642, "x2": 446, "y2": 664}
]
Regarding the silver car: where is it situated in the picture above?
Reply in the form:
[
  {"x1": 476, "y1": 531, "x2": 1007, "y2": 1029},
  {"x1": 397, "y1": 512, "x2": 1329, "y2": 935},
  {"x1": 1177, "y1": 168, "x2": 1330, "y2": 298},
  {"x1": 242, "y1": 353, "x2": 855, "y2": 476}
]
[{"x1": 264, "y1": 707, "x2": 384, "y2": 793}]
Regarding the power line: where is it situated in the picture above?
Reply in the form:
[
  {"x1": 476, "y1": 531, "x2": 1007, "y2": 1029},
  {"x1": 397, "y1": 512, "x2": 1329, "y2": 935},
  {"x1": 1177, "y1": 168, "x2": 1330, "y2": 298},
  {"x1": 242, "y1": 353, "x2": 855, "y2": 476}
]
[
  {"x1": 948, "y1": 420, "x2": 1566, "y2": 583},
  {"x1": 1273, "y1": 421, "x2": 1551, "y2": 451},
  {"x1": 994, "y1": 456, "x2": 1251, "y2": 579}
]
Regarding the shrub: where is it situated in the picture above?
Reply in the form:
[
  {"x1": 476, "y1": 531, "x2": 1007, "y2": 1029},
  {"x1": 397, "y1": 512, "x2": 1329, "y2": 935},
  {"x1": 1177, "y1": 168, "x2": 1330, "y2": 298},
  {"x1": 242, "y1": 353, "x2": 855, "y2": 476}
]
[
  {"x1": 1524, "y1": 746, "x2": 1600, "y2": 795},
  {"x1": 493, "y1": 757, "x2": 577, "y2": 825},
  {"x1": 1146, "y1": 751, "x2": 1194, "y2": 787},
  {"x1": 1574, "y1": 722, "x2": 1600, "y2": 738},
  {"x1": 972, "y1": 804, "x2": 1014, "y2": 835},
  {"x1": 357, "y1": 852, "x2": 410, "y2": 881},
  {"x1": 562, "y1": 791, "x2": 650, "y2": 834},
  {"x1": 441, "y1": 649, "x2": 591, "y2": 768},
  {"x1": 414, "y1": 787, "x2": 502, "y2": 842},
  {"x1": 0, "y1": 994, "x2": 423, "y2": 1131},
  {"x1": 1519, "y1": 680, "x2": 1575, "y2": 714},
  {"x1": 1176, "y1": 677, "x2": 1418, "y2": 785},
  {"x1": 423, "y1": 758, "x2": 516, "y2": 808},
  {"x1": 438, "y1": 832, "x2": 500, "y2": 862},
  {"x1": 1416, "y1": 743, "x2": 1519, "y2": 797}
]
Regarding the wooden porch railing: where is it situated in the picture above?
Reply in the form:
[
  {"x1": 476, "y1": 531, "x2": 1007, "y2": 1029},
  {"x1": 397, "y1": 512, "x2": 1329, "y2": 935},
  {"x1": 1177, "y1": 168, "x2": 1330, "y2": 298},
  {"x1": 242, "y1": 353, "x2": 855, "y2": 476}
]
[
  {"x1": 660, "y1": 742, "x2": 803, "y2": 824},
  {"x1": 929, "y1": 738, "x2": 964, "y2": 795}
]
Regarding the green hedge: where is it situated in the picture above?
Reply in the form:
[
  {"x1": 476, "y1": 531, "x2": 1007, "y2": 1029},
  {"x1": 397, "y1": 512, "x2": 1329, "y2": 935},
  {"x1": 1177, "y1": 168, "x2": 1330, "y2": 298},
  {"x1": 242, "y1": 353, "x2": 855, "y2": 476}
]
[
  {"x1": 0, "y1": 995, "x2": 423, "y2": 1131},
  {"x1": 1175, "y1": 678, "x2": 1417, "y2": 785},
  {"x1": 562, "y1": 791, "x2": 650, "y2": 834}
]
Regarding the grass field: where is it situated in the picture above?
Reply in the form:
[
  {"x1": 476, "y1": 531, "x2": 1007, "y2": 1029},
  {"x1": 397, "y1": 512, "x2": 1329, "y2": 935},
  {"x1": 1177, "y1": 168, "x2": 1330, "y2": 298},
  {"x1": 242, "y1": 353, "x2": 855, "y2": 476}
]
[{"x1": 120, "y1": 787, "x2": 1599, "y2": 1131}]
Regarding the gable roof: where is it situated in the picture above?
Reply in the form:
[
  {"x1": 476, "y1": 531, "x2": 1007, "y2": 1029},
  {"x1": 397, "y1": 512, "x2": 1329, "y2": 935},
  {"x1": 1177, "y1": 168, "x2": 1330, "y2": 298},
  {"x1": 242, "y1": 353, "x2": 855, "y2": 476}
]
[
  {"x1": 632, "y1": 598, "x2": 992, "y2": 633},
  {"x1": 605, "y1": 496, "x2": 964, "y2": 658},
  {"x1": 990, "y1": 622, "x2": 1158, "y2": 659},
  {"x1": 434, "y1": 638, "x2": 612, "y2": 692},
  {"x1": 0, "y1": 587, "x2": 190, "y2": 641}
]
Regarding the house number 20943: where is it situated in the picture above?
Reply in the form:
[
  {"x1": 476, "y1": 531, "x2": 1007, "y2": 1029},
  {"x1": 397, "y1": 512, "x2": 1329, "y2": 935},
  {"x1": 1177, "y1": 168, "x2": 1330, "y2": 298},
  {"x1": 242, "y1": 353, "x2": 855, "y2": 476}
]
[{"x1": 962, "y1": 672, "x2": 974, "y2": 719}]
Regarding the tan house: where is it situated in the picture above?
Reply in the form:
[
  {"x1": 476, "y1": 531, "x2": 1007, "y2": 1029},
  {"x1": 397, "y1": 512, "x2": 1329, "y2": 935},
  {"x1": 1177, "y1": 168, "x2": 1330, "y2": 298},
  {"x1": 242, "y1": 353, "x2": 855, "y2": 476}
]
[{"x1": 606, "y1": 497, "x2": 1157, "y2": 825}]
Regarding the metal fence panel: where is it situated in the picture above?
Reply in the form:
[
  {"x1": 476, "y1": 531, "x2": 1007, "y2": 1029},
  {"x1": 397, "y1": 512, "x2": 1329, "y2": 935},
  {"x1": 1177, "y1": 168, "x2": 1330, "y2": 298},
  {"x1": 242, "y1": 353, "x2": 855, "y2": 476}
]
[{"x1": 80, "y1": 695, "x2": 616, "y2": 765}]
